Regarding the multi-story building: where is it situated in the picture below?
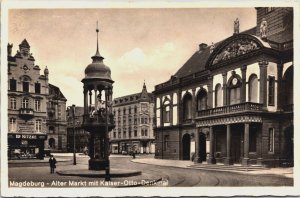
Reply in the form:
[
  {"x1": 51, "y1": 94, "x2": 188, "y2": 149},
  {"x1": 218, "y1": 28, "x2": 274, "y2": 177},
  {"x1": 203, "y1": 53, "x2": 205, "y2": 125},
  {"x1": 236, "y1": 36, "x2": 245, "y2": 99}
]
[
  {"x1": 110, "y1": 83, "x2": 155, "y2": 154},
  {"x1": 153, "y1": 8, "x2": 293, "y2": 167},
  {"x1": 7, "y1": 39, "x2": 68, "y2": 159},
  {"x1": 46, "y1": 84, "x2": 68, "y2": 152},
  {"x1": 66, "y1": 106, "x2": 90, "y2": 153}
]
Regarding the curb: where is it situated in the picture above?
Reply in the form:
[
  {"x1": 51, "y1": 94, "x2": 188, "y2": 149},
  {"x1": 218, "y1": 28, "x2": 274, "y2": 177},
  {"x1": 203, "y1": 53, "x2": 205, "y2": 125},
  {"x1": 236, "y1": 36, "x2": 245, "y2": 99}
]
[{"x1": 56, "y1": 169, "x2": 142, "y2": 178}]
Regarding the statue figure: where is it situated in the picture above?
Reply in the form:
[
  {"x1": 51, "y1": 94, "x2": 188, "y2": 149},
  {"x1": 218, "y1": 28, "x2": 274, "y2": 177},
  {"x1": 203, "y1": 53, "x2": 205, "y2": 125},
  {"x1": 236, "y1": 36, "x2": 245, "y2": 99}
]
[
  {"x1": 260, "y1": 18, "x2": 268, "y2": 39},
  {"x1": 7, "y1": 43, "x2": 13, "y2": 57},
  {"x1": 223, "y1": 48, "x2": 231, "y2": 60},
  {"x1": 234, "y1": 18, "x2": 239, "y2": 34},
  {"x1": 210, "y1": 42, "x2": 215, "y2": 54}
]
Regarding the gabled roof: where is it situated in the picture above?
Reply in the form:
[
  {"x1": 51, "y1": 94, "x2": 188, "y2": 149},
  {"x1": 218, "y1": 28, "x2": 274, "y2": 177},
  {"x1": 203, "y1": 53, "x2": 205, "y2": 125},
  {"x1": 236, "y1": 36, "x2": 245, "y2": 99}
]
[
  {"x1": 19, "y1": 39, "x2": 30, "y2": 48},
  {"x1": 49, "y1": 84, "x2": 67, "y2": 101}
]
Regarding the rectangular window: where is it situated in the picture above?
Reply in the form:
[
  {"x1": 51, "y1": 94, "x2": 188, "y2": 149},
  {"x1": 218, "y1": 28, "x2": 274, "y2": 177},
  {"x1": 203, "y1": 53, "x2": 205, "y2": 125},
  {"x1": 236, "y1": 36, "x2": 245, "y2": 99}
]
[
  {"x1": 134, "y1": 130, "x2": 137, "y2": 137},
  {"x1": 145, "y1": 129, "x2": 148, "y2": 136},
  {"x1": 35, "y1": 100, "x2": 41, "y2": 112},
  {"x1": 113, "y1": 132, "x2": 116, "y2": 138},
  {"x1": 10, "y1": 79, "x2": 17, "y2": 91},
  {"x1": 35, "y1": 120, "x2": 42, "y2": 132},
  {"x1": 10, "y1": 118, "x2": 17, "y2": 132},
  {"x1": 163, "y1": 106, "x2": 170, "y2": 123},
  {"x1": 164, "y1": 135, "x2": 169, "y2": 151},
  {"x1": 268, "y1": 128, "x2": 274, "y2": 153},
  {"x1": 141, "y1": 129, "x2": 144, "y2": 136},
  {"x1": 118, "y1": 132, "x2": 121, "y2": 138},
  {"x1": 268, "y1": 76, "x2": 275, "y2": 106},
  {"x1": 35, "y1": 83, "x2": 41, "y2": 94},
  {"x1": 10, "y1": 97, "x2": 16, "y2": 110},
  {"x1": 123, "y1": 131, "x2": 126, "y2": 138},
  {"x1": 23, "y1": 82, "x2": 29, "y2": 92},
  {"x1": 22, "y1": 98, "x2": 29, "y2": 108}
]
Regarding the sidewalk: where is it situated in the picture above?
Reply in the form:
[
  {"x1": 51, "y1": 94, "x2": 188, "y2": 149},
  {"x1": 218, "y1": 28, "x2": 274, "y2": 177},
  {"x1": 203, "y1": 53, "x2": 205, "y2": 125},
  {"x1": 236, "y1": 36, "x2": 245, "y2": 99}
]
[{"x1": 132, "y1": 158, "x2": 293, "y2": 178}]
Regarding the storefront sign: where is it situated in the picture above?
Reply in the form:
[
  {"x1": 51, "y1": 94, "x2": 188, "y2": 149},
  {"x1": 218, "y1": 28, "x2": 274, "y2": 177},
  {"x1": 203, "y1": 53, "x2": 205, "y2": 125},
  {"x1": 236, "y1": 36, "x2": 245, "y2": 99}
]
[{"x1": 9, "y1": 133, "x2": 47, "y2": 140}]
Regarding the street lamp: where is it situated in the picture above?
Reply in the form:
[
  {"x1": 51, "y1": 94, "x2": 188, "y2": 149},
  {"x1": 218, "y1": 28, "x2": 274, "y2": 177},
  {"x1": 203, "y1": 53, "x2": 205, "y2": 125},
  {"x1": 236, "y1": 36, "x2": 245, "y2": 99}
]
[{"x1": 67, "y1": 104, "x2": 76, "y2": 165}]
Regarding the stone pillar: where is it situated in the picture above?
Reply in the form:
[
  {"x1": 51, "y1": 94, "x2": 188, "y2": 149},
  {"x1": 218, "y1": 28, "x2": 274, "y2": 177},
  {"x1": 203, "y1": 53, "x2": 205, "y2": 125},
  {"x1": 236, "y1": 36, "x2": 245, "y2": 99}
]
[
  {"x1": 259, "y1": 60, "x2": 268, "y2": 110},
  {"x1": 207, "y1": 126, "x2": 216, "y2": 164},
  {"x1": 94, "y1": 89, "x2": 98, "y2": 110},
  {"x1": 207, "y1": 76, "x2": 213, "y2": 108},
  {"x1": 277, "y1": 62, "x2": 283, "y2": 111},
  {"x1": 194, "y1": 130, "x2": 201, "y2": 163},
  {"x1": 224, "y1": 124, "x2": 233, "y2": 165},
  {"x1": 83, "y1": 87, "x2": 88, "y2": 115},
  {"x1": 222, "y1": 72, "x2": 227, "y2": 106},
  {"x1": 242, "y1": 123, "x2": 250, "y2": 166},
  {"x1": 241, "y1": 65, "x2": 247, "y2": 103},
  {"x1": 89, "y1": 90, "x2": 92, "y2": 112}
]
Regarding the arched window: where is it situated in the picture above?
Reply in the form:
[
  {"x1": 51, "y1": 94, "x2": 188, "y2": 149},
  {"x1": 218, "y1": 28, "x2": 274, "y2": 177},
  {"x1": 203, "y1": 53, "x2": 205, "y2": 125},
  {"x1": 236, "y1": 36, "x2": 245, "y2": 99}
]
[
  {"x1": 197, "y1": 89, "x2": 207, "y2": 110},
  {"x1": 283, "y1": 66, "x2": 293, "y2": 106},
  {"x1": 228, "y1": 77, "x2": 241, "y2": 105},
  {"x1": 215, "y1": 84, "x2": 222, "y2": 107},
  {"x1": 162, "y1": 100, "x2": 170, "y2": 123},
  {"x1": 248, "y1": 74, "x2": 258, "y2": 103},
  {"x1": 183, "y1": 93, "x2": 192, "y2": 120}
]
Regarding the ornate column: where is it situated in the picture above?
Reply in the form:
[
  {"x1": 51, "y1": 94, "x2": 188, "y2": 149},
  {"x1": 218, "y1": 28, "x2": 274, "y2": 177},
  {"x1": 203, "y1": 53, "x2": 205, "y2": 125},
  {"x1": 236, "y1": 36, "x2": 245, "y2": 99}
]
[
  {"x1": 89, "y1": 90, "x2": 92, "y2": 112},
  {"x1": 242, "y1": 123, "x2": 250, "y2": 166},
  {"x1": 241, "y1": 65, "x2": 247, "y2": 103},
  {"x1": 83, "y1": 87, "x2": 88, "y2": 114},
  {"x1": 224, "y1": 124, "x2": 233, "y2": 165},
  {"x1": 222, "y1": 72, "x2": 227, "y2": 106},
  {"x1": 208, "y1": 126, "x2": 216, "y2": 164},
  {"x1": 194, "y1": 130, "x2": 201, "y2": 163},
  {"x1": 277, "y1": 62, "x2": 283, "y2": 111},
  {"x1": 94, "y1": 89, "x2": 98, "y2": 110},
  {"x1": 259, "y1": 60, "x2": 268, "y2": 110}
]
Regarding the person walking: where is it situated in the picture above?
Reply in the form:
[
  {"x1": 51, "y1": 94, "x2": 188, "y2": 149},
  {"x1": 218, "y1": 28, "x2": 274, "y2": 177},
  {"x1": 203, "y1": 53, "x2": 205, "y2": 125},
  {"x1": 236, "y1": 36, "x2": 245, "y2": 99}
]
[{"x1": 49, "y1": 155, "x2": 57, "y2": 174}]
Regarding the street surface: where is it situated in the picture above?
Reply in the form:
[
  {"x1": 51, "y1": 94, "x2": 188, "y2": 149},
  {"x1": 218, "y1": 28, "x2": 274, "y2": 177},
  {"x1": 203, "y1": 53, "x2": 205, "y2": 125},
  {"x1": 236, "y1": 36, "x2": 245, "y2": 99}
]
[{"x1": 8, "y1": 154, "x2": 293, "y2": 187}]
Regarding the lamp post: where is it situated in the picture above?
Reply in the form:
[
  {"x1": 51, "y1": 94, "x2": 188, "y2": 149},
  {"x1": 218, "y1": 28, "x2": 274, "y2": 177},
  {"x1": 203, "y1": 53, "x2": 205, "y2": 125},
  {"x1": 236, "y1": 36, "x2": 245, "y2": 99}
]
[
  {"x1": 72, "y1": 104, "x2": 76, "y2": 165},
  {"x1": 67, "y1": 104, "x2": 77, "y2": 165}
]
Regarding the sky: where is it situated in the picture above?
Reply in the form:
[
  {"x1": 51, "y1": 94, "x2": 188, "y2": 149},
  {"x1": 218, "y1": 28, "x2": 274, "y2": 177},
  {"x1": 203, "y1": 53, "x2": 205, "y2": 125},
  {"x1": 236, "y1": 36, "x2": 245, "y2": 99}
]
[{"x1": 8, "y1": 8, "x2": 256, "y2": 107}]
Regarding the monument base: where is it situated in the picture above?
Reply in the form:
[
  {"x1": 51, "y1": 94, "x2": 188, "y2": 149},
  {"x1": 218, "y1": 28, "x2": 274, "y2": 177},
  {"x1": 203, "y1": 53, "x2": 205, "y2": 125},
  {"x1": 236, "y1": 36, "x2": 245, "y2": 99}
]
[{"x1": 89, "y1": 159, "x2": 109, "y2": 171}]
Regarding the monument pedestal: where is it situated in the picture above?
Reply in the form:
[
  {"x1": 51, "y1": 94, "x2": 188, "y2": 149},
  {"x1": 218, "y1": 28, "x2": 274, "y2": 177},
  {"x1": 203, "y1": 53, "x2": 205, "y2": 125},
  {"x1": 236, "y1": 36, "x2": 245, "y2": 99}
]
[{"x1": 89, "y1": 159, "x2": 109, "y2": 171}]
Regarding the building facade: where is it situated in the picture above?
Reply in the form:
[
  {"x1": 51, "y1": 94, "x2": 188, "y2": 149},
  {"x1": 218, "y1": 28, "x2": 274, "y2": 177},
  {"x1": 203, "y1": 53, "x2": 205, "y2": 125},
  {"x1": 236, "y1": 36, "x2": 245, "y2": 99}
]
[
  {"x1": 153, "y1": 8, "x2": 293, "y2": 167},
  {"x1": 110, "y1": 83, "x2": 155, "y2": 154},
  {"x1": 46, "y1": 84, "x2": 68, "y2": 152},
  {"x1": 7, "y1": 39, "x2": 67, "y2": 159},
  {"x1": 66, "y1": 106, "x2": 90, "y2": 153}
]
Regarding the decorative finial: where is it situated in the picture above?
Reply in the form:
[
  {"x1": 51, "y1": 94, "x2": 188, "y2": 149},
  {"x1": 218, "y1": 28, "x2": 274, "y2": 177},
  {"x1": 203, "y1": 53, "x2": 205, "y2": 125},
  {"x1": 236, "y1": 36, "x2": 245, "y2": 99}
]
[{"x1": 95, "y1": 21, "x2": 100, "y2": 56}]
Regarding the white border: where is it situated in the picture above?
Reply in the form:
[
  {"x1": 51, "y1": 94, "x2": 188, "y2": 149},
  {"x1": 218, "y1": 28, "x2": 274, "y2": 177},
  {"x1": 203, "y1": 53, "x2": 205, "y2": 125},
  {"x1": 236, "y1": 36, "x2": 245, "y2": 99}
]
[{"x1": 1, "y1": 0, "x2": 300, "y2": 197}]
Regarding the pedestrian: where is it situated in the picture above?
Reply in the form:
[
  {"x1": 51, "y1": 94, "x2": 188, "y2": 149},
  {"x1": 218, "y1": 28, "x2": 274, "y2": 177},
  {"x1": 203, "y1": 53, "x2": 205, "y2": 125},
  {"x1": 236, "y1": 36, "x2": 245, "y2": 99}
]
[
  {"x1": 132, "y1": 151, "x2": 136, "y2": 159},
  {"x1": 49, "y1": 155, "x2": 57, "y2": 174}
]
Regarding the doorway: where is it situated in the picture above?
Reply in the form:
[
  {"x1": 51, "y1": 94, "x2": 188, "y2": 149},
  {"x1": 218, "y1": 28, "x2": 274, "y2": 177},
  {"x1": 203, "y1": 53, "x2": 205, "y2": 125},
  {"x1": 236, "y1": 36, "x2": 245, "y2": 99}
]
[
  {"x1": 199, "y1": 132, "x2": 206, "y2": 162},
  {"x1": 284, "y1": 125, "x2": 294, "y2": 166},
  {"x1": 231, "y1": 124, "x2": 243, "y2": 163},
  {"x1": 182, "y1": 133, "x2": 191, "y2": 160}
]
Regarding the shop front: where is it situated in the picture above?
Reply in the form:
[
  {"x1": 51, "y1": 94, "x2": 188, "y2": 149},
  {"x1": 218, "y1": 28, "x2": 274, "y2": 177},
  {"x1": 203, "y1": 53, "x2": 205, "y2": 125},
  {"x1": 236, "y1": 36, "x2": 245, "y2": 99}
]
[{"x1": 8, "y1": 133, "x2": 47, "y2": 160}]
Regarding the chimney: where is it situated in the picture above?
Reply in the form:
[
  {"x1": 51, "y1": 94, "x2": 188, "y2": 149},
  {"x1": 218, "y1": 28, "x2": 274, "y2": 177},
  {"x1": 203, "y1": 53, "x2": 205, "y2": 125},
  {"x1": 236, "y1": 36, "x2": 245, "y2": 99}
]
[{"x1": 199, "y1": 43, "x2": 208, "y2": 51}]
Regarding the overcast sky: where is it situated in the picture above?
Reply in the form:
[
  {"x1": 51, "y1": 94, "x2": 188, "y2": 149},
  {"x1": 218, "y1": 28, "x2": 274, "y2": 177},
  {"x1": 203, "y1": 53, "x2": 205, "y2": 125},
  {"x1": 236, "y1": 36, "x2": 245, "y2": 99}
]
[{"x1": 8, "y1": 8, "x2": 256, "y2": 107}]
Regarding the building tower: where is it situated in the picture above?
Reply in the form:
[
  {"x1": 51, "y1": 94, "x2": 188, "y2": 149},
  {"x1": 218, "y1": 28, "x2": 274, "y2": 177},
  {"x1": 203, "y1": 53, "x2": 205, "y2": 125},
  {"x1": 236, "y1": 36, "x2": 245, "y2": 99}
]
[{"x1": 81, "y1": 23, "x2": 115, "y2": 173}]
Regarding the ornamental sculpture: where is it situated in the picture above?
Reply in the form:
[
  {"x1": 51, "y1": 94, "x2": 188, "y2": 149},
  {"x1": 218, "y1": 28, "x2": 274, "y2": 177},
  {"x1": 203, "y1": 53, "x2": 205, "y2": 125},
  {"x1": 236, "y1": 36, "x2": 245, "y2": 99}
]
[
  {"x1": 234, "y1": 18, "x2": 239, "y2": 34},
  {"x1": 210, "y1": 42, "x2": 215, "y2": 54},
  {"x1": 260, "y1": 18, "x2": 268, "y2": 39},
  {"x1": 212, "y1": 39, "x2": 259, "y2": 65}
]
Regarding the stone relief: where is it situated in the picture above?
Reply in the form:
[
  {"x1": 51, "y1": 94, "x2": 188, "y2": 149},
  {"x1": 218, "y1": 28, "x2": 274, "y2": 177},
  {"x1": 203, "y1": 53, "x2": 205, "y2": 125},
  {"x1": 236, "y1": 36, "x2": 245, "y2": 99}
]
[{"x1": 212, "y1": 39, "x2": 260, "y2": 65}]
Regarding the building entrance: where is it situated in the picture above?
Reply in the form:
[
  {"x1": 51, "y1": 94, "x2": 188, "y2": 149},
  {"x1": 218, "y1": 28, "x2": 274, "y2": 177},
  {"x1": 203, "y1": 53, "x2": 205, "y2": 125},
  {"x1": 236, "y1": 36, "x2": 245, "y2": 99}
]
[
  {"x1": 231, "y1": 124, "x2": 243, "y2": 163},
  {"x1": 198, "y1": 132, "x2": 206, "y2": 162},
  {"x1": 284, "y1": 125, "x2": 293, "y2": 166},
  {"x1": 182, "y1": 133, "x2": 191, "y2": 160}
]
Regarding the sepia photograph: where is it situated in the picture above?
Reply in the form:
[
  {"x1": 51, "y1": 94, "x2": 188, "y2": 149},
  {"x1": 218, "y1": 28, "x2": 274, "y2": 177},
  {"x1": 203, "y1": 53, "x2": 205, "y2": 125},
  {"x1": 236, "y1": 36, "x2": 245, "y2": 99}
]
[{"x1": 1, "y1": 1, "x2": 298, "y2": 197}]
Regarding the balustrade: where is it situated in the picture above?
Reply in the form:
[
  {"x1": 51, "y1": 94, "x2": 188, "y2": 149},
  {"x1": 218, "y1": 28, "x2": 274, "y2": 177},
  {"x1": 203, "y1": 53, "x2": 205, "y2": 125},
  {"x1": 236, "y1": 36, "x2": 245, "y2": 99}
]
[{"x1": 197, "y1": 102, "x2": 263, "y2": 117}]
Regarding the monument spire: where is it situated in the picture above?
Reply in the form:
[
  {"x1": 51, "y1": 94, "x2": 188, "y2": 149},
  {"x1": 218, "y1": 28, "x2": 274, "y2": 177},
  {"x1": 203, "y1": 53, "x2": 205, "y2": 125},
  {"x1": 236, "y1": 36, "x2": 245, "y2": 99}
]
[{"x1": 92, "y1": 21, "x2": 103, "y2": 62}]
